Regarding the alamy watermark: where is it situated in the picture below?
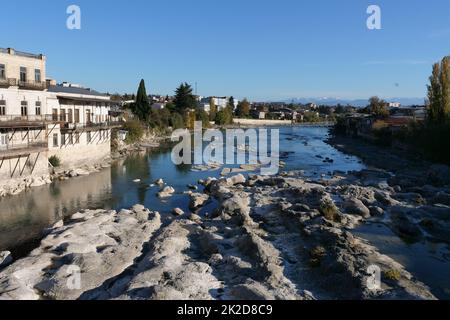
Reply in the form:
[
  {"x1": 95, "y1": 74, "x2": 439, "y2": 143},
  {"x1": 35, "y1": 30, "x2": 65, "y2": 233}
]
[
  {"x1": 366, "y1": 264, "x2": 382, "y2": 291},
  {"x1": 171, "y1": 122, "x2": 280, "y2": 176},
  {"x1": 367, "y1": 5, "x2": 381, "y2": 30},
  {"x1": 67, "y1": 5, "x2": 81, "y2": 30},
  {"x1": 66, "y1": 265, "x2": 81, "y2": 290}
]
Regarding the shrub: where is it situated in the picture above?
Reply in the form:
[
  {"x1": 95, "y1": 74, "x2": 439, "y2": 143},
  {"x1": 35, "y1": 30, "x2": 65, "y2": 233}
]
[
  {"x1": 170, "y1": 112, "x2": 185, "y2": 129},
  {"x1": 49, "y1": 155, "x2": 61, "y2": 167},
  {"x1": 320, "y1": 200, "x2": 340, "y2": 222},
  {"x1": 123, "y1": 120, "x2": 144, "y2": 144}
]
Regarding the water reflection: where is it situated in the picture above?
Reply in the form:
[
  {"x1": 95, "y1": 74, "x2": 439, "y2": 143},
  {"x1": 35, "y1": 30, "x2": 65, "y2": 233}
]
[{"x1": 0, "y1": 169, "x2": 112, "y2": 256}]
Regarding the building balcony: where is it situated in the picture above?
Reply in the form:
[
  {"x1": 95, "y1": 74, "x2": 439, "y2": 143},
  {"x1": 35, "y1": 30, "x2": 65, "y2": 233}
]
[
  {"x1": 0, "y1": 78, "x2": 17, "y2": 88},
  {"x1": 0, "y1": 115, "x2": 56, "y2": 129},
  {"x1": 18, "y1": 80, "x2": 48, "y2": 91},
  {"x1": 61, "y1": 121, "x2": 123, "y2": 132},
  {"x1": 0, "y1": 141, "x2": 48, "y2": 159}
]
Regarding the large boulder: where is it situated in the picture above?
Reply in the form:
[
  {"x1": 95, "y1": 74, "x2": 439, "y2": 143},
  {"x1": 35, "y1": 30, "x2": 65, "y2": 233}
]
[
  {"x1": 157, "y1": 186, "x2": 175, "y2": 198},
  {"x1": 0, "y1": 208, "x2": 162, "y2": 300},
  {"x1": 189, "y1": 193, "x2": 210, "y2": 210},
  {"x1": 226, "y1": 174, "x2": 246, "y2": 186},
  {"x1": 343, "y1": 199, "x2": 371, "y2": 218}
]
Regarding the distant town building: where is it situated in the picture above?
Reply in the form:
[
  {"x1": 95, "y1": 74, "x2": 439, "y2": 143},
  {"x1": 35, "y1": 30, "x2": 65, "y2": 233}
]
[{"x1": 388, "y1": 102, "x2": 401, "y2": 108}]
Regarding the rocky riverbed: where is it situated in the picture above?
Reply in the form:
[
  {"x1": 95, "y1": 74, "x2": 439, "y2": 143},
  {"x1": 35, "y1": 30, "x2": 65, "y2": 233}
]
[{"x1": 1, "y1": 165, "x2": 447, "y2": 300}]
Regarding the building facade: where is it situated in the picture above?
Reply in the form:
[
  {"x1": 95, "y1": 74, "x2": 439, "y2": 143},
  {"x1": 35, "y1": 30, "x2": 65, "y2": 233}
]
[{"x1": 0, "y1": 47, "x2": 119, "y2": 183}]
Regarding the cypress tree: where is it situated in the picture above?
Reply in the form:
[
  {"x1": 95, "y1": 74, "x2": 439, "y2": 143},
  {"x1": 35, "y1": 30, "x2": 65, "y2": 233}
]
[{"x1": 132, "y1": 79, "x2": 151, "y2": 121}]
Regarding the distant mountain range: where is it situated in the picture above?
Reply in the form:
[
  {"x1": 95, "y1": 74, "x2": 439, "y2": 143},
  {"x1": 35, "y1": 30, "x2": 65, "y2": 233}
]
[{"x1": 280, "y1": 97, "x2": 426, "y2": 107}]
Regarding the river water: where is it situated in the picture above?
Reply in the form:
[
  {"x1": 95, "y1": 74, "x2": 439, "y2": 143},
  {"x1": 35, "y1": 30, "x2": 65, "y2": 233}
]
[{"x1": 0, "y1": 126, "x2": 449, "y2": 299}]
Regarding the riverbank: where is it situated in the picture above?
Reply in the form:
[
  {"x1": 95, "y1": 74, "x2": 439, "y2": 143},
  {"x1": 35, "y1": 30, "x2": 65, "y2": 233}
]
[
  {"x1": 1, "y1": 168, "x2": 444, "y2": 300},
  {"x1": 1, "y1": 127, "x2": 449, "y2": 300},
  {"x1": 0, "y1": 131, "x2": 170, "y2": 199}
]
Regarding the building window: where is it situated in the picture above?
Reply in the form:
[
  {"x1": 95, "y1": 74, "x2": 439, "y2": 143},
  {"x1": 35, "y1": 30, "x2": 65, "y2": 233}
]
[
  {"x1": 68, "y1": 109, "x2": 73, "y2": 123},
  {"x1": 87, "y1": 131, "x2": 92, "y2": 143},
  {"x1": 0, "y1": 133, "x2": 7, "y2": 148},
  {"x1": 61, "y1": 134, "x2": 66, "y2": 146},
  {"x1": 74, "y1": 109, "x2": 80, "y2": 123},
  {"x1": 20, "y1": 67, "x2": 27, "y2": 82},
  {"x1": 53, "y1": 133, "x2": 58, "y2": 147},
  {"x1": 35, "y1": 69, "x2": 41, "y2": 82},
  {"x1": 0, "y1": 100, "x2": 6, "y2": 116},
  {"x1": 60, "y1": 109, "x2": 66, "y2": 122},
  {"x1": 0, "y1": 64, "x2": 5, "y2": 80},
  {"x1": 52, "y1": 108, "x2": 58, "y2": 121},
  {"x1": 21, "y1": 101, "x2": 28, "y2": 116},
  {"x1": 35, "y1": 101, "x2": 41, "y2": 116}
]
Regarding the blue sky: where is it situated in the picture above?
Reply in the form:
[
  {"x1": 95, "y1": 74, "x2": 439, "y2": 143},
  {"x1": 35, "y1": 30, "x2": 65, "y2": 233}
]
[{"x1": 0, "y1": 0, "x2": 449, "y2": 101}]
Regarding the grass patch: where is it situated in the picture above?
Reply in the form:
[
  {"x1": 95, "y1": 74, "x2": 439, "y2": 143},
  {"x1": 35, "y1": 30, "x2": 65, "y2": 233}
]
[
  {"x1": 384, "y1": 269, "x2": 402, "y2": 282},
  {"x1": 320, "y1": 200, "x2": 341, "y2": 222}
]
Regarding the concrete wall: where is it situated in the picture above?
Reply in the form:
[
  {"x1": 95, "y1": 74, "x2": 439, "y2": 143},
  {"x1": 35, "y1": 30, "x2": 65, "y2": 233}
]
[
  {"x1": 0, "y1": 151, "x2": 49, "y2": 181},
  {"x1": 233, "y1": 118, "x2": 293, "y2": 126},
  {"x1": 0, "y1": 88, "x2": 49, "y2": 117},
  {"x1": 48, "y1": 129, "x2": 111, "y2": 168}
]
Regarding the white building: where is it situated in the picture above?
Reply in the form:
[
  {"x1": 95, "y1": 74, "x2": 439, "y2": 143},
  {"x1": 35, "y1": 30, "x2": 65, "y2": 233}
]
[
  {"x1": 388, "y1": 102, "x2": 401, "y2": 108},
  {"x1": 0, "y1": 47, "x2": 120, "y2": 182},
  {"x1": 205, "y1": 96, "x2": 239, "y2": 111}
]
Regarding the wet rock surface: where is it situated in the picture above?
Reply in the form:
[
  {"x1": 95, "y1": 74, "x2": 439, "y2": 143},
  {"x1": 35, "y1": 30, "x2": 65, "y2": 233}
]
[
  {"x1": 0, "y1": 207, "x2": 161, "y2": 300},
  {"x1": 0, "y1": 166, "x2": 443, "y2": 300}
]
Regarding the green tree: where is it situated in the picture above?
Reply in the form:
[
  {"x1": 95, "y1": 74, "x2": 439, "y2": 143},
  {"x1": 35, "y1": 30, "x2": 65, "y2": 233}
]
[
  {"x1": 428, "y1": 62, "x2": 442, "y2": 122},
  {"x1": 196, "y1": 109, "x2": 210, "y2": 128},
  {"x1": 131, "y1": 79, "x2": 151, "y2": 121},
  {"x1": 236, "y1": 98, "x2": 250, "y2": 118},
  {"x1": 209, "y1": 97, "x2": 217, "y2": 121},
  {"x1": 215, "y1": 106, "x2": 234, "y2": 125},
  {"x1": 174, "y1": 83, "x2": 197, "y2": 112},
  {"x1": 427, "y1": 56, "x2": 450, "y2": 122},
  {"x1": 228, "y1": 96, "x2": 235, "y2": 110},
  {"x1": 170, "y1": 112, "x2": 185, "y2": 129},
  {"x1": 368, "y1": 96, "x2": 389, "y2": 117},
  {"x1": 440, "y1": 57, "x2": 450, "y2": 119}
]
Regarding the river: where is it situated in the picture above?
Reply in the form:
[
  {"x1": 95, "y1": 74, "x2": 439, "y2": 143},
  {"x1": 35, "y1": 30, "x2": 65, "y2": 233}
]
[{"x1": 1, "y1": 126, "x2": 449, "y2": 299}]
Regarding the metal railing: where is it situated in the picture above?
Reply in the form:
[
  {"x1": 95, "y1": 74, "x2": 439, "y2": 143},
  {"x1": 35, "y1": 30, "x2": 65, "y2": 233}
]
[
  {"x1": 18, "y1": 80, "x2": 48, "y2": 90},
  {"x1": 0, "y1": 114, "x2": 54, "y2": 123},
  {"x1": 0, "y1": 78, "x2": 17, "y2": 87},
  {"x1": 0, "y1": 115, "x2": 124, "y2": 127},
  {"x1": 62, "y1": 120, "x2": 123, "y2": 130}
]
